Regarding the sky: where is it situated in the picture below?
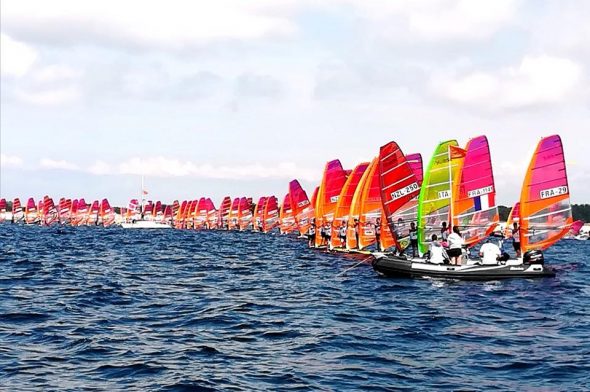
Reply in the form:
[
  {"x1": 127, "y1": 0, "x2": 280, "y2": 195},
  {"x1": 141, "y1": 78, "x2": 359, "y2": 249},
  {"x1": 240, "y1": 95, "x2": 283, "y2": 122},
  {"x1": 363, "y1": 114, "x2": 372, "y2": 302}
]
[{"x1": 1, "y1": 0, "x2": 589, "y2": 207}]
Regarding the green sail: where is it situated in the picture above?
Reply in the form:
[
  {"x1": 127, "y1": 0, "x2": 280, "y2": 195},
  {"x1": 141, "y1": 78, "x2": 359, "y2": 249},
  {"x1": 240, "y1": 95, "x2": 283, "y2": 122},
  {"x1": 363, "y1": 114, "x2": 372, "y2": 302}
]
[{"x1": 417, "y1": 140, "x2": 459, "y2": 254}]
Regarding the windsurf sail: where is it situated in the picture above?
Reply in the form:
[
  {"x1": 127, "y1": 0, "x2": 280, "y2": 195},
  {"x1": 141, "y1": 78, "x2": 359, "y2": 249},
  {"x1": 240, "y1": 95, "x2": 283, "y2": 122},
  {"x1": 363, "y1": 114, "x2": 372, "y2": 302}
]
[
  {"x1": 279, "y1": 194, "x2": 296, "y2": 234},
  {"x1": 100, "y1": 199, "x2": 115, "y2": 227},
  {"x1": 331, "y1": 162, "x2": 369, "y2": 248},
  {"x1": 357, "y1": 157, "x2": 394, "y2": 250},
  {"x1": 346, "y1": 162, "x2": 374, "y2": 250},
  {"x1": 238, "y1": 197, "x2": 252, "y2": 231},
  {"x1": 87, "y1": 200, "x2": 99, "y2": 225},
  {"x1": 175, "y1": 200, "x2": 188, "y2": 229},
  {"x1": 205, "y1": 198, "x2": 217, "y2": 228},
  {"x1": 315, "y1": 160, "x2": 348, "y2": 247},
  {"x1": 253, "y1": 197, "x2": 267, "y2": 231},
  {"x1": 194, "y1": 197, "x2": 208, "y2": 228},
  {"x1": 451, "y1": 135, "x2": 499, "y2": 246},
  {"x1": 289, "y1": 180, "x2": 314, "y2": 235},
  {"x1": 263, "y1": 195, "x2": 279, "y2": 233},
  {"x1": 570, "y1": 220, "x2": 584, "y2": 236},
  {"x1": 406, "y1": 153, "x2": 424, "y2": 186},
  {"x1": 228, "y1": 197, "x2": 240, "y2": 230},
  {"x1": 43, "y1": 196, "x2": 58, "y2": 225},
  {"x1": 12, "y1": 198, "x2": 24, "y2": 223},
  {"x1": 163, "y1": 205, "x2": 173, "y2": 225},
  {"x1": 417, "y1": 140, "x2": 460, "y2": 254},
  {"x1": 217, "y1": 196, "x2": 231, "y2": 229},
  {"x1": 0, "y1": 198, "x2": 6, "y2": 222},
  {"x1": 25, "y1": 197, "x2": 38, "y2": 224},
  {"x1": 519, "y1": 135, "x2": 573, "y2": 251},
  {"x1": 154, "y1": 201, "x2": 163, "y2": 222},
  {"x1": 379, "y1": 142, "x2": 422, "y2": 252}
]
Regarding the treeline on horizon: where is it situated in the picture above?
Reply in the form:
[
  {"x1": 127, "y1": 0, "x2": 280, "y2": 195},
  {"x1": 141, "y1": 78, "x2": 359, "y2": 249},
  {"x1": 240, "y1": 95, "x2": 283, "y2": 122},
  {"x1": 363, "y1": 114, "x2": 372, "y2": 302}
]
[{"x1": 3, "y1": 200, "x2": 590, "y2": 223}]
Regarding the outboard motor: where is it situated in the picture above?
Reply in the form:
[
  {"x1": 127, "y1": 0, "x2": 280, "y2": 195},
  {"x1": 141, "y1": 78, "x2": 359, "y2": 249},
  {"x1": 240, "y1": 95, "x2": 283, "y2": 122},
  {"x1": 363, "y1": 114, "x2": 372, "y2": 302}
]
[{"x1": 523, "y1": 250, "x2": 544, "y2": 264}]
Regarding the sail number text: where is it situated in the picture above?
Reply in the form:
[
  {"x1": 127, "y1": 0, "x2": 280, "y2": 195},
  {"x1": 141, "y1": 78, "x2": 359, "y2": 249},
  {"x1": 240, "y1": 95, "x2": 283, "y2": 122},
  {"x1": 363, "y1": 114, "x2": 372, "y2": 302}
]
[{"x1": 391, "y1": 182, "x2": 419, "y2": 200}]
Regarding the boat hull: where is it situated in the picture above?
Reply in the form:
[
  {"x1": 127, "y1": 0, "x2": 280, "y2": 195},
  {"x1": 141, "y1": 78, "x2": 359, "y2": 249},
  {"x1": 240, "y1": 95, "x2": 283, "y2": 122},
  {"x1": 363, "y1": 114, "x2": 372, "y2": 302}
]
[{"x1": 372, "y1": 255, "x2": 555, "y2": 280}]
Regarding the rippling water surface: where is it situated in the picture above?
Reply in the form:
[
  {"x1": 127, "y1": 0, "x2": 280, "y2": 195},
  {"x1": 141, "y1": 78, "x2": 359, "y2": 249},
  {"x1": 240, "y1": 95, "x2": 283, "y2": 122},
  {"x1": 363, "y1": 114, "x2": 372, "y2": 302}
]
[{"x1": 1, "y1": 225, "x2": 589, "y2": 391}]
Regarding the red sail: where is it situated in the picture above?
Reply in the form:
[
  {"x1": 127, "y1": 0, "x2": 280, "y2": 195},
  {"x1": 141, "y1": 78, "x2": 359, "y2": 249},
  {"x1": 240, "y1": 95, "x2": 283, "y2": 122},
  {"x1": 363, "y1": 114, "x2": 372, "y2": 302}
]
[
  {"x1": 289, "y1": 179, "x2": 313, "y2": 235},
  {"x1": 253, "y1": 196, "x2": 267, "y2": 231},
  {"x1": 100, "y1": 199, "x2": 115, "y2": 227},
  {"x1": 217, "y1": 196, "x2": 231, "y2": 229},
  {"x1": 279, "y1": 194, "x2": 296, "y2": 234},
  {"x1": 263, "y1": 196, "x2": 279, "y2": 233}
]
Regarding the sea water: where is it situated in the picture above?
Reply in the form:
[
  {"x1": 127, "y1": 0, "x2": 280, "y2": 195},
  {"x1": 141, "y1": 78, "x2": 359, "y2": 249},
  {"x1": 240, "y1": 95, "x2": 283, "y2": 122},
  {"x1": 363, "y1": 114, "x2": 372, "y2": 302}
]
[{"x1": 1, "y1": 225, "x2": 589, "y2": 391}]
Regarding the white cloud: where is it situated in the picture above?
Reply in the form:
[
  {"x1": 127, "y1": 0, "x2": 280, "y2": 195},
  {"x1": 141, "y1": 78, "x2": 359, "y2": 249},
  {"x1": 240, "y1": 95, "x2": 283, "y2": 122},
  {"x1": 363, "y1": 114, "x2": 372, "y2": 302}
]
[
  {"x1": 2, "y1": 0, "x2": 298, "y2": 50},
  {"x1": 88, "y1": 161, "x2": 112, "y2": 175},
  {"x1": 0, "y1": 33, "x2": 38, "y2": 77},
  {"x1": 31, "y1": 64, "x2": 83, "y2": 83},
  {"x1": 117, "y1": 156, "x2": 319, "y2": 181},
  {"x1": 0, "y1": 153, "x2": 24, "y2": 167},
  {"x1": 15, "y1": 86, "x2": 81, "y2": 105},
  {"x1": 39, "y1": 158, "x2": 79, "y2": 170},
  {"x1": 432, "y1": 55, "x2": 583, "y2": 110}
]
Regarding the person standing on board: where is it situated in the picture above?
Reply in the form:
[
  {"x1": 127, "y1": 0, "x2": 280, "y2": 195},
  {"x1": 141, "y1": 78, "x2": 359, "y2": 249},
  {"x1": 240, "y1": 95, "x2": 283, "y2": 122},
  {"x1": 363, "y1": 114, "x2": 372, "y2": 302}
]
[
  {"x1": 440, "y1": 221, "x2": 450, "y2": 246},
  {"x1": 339, "y1": 220, "x2": 347, "y2": 248},
  {"x1": 375, "y1": 218, "x2": 382, "y2": 252},
  {"x1": 409, "y1": 222, "x2": 418, "y2": 258},
  {"x1": 325, "y1": 221, "x2": 332, "y2": 251},
  {"x1": 308, "y1": 219, "x2": 316, "y2": 248},
  {"x1": 447, "y1": 226, "x2": 465, "y2": 265},
  {"x1": 512, "y1": 222, "x2": 522, "y2": 258},
  {"x1": 353, "y1": 219, "x2": 360, "y2": 249}
]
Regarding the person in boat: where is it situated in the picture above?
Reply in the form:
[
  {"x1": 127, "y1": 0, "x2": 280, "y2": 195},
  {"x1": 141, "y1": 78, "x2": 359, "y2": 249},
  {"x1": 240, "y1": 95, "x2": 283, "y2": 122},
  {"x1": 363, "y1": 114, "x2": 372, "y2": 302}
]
[
  {"x1": 353, "y1": 219, "x2": 360, "y2": 249},
  {"x1": 478, "y1": 239, "x2": 503, "y2": 265},
  {"x1": 440, "y1": 221, "x2": 450, "y2": 246},
  {"x1": 409, "y1": 222, "x2": 418, "y2": 257},
  {"x1": 339, "y1": 220, "x2": 347, "y2": 248},
  {"x1": 428, "y1": 234, "x2": 449, "y2": 264},
  {"x1": 512, "y1": 222, "x2": 522, "y2": 258},
  {"x1": 375, "y1": 218, "x2": 382, "y2": 252},
  {"x1": 308, "y1": 219, "x2": 316, "y2": 248},
  {"x1": 447, "y1": 226, "x2": 465, "y2": 265}
]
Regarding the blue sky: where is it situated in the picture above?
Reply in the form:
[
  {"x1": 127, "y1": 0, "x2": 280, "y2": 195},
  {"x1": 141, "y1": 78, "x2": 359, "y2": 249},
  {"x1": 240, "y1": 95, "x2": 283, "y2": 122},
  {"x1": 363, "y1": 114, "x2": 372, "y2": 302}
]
[{"x1": 1, "y1": 0, "x2": 589, "y2": 206}]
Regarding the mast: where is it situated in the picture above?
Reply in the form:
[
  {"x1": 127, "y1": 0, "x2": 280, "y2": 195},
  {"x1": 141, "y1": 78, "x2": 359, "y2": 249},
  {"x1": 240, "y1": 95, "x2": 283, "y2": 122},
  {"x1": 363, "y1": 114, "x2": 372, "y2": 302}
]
[
  {"x1": 448, "y1": 145, "x2": 453, "y2": 231},
  {"x1": 141, "y1": 175, "x2": 145, "y2": 218}
]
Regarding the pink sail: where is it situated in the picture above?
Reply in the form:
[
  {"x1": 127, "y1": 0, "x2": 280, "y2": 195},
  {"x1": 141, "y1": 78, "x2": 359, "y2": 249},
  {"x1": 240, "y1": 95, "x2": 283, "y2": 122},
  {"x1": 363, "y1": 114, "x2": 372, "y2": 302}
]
[
  {"x1": 289, "y1": 179, "x2": 314, "y2": 235},
  {"x1": 228, "y1": 197, "x2": 241, "y2": 230},
  {"x1": 520, "y1": 135, "x2": 573, "y2": 251},
  {"x1": 570, "y1": 220, "x2": 584, "y2": 236},
  {"x1": 452, "y1": 135, "x2": 499, "y2": 246},
  {"x1": 406, "y1": 153, "x2": 424, "y2": 186}
]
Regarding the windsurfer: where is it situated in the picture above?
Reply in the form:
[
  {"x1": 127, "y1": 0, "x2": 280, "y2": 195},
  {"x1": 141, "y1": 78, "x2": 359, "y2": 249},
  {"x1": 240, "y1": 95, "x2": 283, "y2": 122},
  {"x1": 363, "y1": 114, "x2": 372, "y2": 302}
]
[
  {"x1": 409, "y1": 222, "x2": 418, "y2": 257},
  {"x1": 353, "y1": 219, "x2": 360, "y2": 249},
  {"x1": 324, "y1": 222, "x2": 332, "y2": 251},
  {"x1": 440, "y1": 221, "x2": 450, "y2": 245},
  {"x1": 447, "y1": 226, "x2": 464, "y2": 265},
  {"x1": 339, "y1": 221, "x2": 347, "y2": 248},
  {"x1": 308, "y1": 219, "x2": 316, "y2": 247},
  {"x1": 512, "y1": 222, "x2": 521, "y2": 258},
  {"x1": 375, "y1": 218, "x2": 381, "y2": 251}
]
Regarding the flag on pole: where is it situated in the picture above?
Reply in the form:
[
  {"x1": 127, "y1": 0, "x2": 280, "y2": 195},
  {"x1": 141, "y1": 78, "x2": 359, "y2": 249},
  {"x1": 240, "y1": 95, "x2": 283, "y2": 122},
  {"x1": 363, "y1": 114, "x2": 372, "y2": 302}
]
[{"x1": 449, "y1": 145, "x2": 467, "y2": 159}]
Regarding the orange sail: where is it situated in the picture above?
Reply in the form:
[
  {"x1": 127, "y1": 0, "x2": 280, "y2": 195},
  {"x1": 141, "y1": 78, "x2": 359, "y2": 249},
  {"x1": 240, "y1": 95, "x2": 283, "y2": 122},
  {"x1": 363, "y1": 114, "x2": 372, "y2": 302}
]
[
  {"x1": 253, "y1": 197, "x2": 267, "y2": 231},
  {"x1": 346, "y1": 161, "x2": 374, "y2": 250},
  {"x1": 357, "y1": 158, "x2": 394, "y2": 250},
  {"x1": 314, "y1": 160, "x2": 348, "y2": 247},
  {"x1": 331, "y1": 162, "x2": 369, "y2": 249},
  {"x1": 238, "y1": 197, "x2": 252, "y2": 231},
  {"x1": 520, "y1": 135, "x2": 573, "y2": 251}
]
